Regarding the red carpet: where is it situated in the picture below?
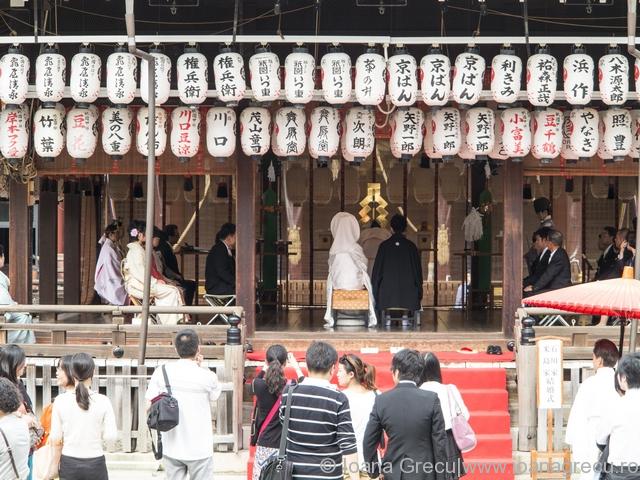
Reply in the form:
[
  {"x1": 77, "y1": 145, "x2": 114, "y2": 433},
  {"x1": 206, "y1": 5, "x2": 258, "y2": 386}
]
[{"x1": 246, "y1": 352, "x2": 513, "y2": 480}]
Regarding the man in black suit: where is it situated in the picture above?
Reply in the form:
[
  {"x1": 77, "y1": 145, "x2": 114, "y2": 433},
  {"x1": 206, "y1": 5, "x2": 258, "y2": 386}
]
[
  {"x1": 595, "y1": 226, "x2": 618, "y2": 281},
  {"x1": 523, "y1": 230, "x2": 571, "y2": 297},
  {"x1": 363, "y1": 349, "x2": 447, "y2": 480},
  {"x1": 204, "y1": 223, "x2": 236, "y2": 295},
  {"x1": 156, "y1": 224, "x2": 197, "y2": 305},
  {"x1": 523, "y1": 227, "x2": 552, "y2": 289}
]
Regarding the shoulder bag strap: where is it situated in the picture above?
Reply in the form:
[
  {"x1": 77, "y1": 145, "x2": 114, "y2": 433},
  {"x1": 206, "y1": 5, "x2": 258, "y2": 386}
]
[
  {"x1": 446, "y1": 384, "x2": 462, "y2": 417},
  {"x1": 277, "y1": 384, "x2": 296, "y2": 459},
  {"x1": 0, "y1": 427, "x2": 20, "y2": 479},
  {"x1": 162, "y1": 365, "x2": 172, "y2": 397},
  {"x1": 258, "y1": 394, "x2": 283, "y2": 438}
]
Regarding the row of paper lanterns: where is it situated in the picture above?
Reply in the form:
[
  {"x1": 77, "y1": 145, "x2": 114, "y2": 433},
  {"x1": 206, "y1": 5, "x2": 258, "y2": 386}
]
[
  {"x1": 3, "y1": 101, "x2": 639, "y2": 165},
  {"x1": 1, "y1": 43, "x2": 640, "y2": 107}
]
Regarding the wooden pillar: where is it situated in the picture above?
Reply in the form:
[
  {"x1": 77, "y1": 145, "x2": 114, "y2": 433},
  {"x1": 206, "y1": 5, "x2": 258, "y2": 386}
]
[
  {"x1": 8, "y1": 181, "x2": 32, "y2": 304},
  {"x1": 502, "y1": 161, "x2": 523, "y2": 338},
  {"x1": 64, "y1": 183, "x2": 82, "y2": 305},
  {"x1": 39, "y1": 180, "x2": 58, "y2": 320},
  {"x1": 236, "y1": 154, "x2": 256, "y2": 337}
]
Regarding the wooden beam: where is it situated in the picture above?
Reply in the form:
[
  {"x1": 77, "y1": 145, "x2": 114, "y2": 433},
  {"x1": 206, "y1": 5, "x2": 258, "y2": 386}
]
[
  {"x1": 502, "y1": 161, "x2": 523, "y2": 338},
  {"x1": 38, "y1": 180, "x2": 58, "y2": 321},
  {"x1": 236, "y1": 151, "x2": 256, "y2": 337},
  {"x1": 8, "y1": 181, "x2": 31, "y2": 304},
  {"x1": 63, "y1": 183, "x2": 82, "y2": 305}
]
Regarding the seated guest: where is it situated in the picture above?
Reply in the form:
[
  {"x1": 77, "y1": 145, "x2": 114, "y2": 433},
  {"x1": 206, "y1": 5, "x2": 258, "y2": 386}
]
[
  {"x1": 359, "y1": 221, "x2": 391, "y2": 277},
  {"x1": 566, "y1": 339, "x2": 620, "y2": 480},
  {"x1": 523, "y1": 230, "x2": 571, "y2": 297},
  {"x1": 524, "y1": 197, "x2": 554, "y2": 272},
  {"x1": 205, "y1": 223, "x2": 236, "y2": 296},
  {"x1": 323, "y1": 212, "x2": 376, "y2": 328},
  {"x1": 0, "y1": 245, "x2": 34, "y2": 344},
  {"x1": 123, "y1": 221, "x2": 185, "y2": 325},
  {"x1": 371, "y1": 214, "x2": 422, "y2": 322},
  {"x1": 596, "y1": 352, "x2": 640, "y2": 480},
  {"x1": 523, "y1": 227, "x2": 552, "y2": 289},
  {"x1": 156, "y1": 225, "x2": 197, "y2": 306},
  {"x1": 595, "y1": 226, "x2": 618, "y2": 280},
  {"x1": 94, "y1": 221, "x2": 128, "y2": 306}
]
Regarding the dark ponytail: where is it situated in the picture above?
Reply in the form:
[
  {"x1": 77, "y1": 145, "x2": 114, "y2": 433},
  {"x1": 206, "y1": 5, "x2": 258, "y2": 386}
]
[
  {"x1": 71, "y1": 353, "x2": 95, "y2": 411},
  {"x1": 264, "y1": 344, "x2": 288, "y2": 395}
]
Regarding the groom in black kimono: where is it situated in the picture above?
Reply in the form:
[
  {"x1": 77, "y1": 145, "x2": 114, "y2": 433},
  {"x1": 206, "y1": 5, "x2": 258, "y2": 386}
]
[{"x1": 371, "y1": 214, "x2": 423, "y2": 321}]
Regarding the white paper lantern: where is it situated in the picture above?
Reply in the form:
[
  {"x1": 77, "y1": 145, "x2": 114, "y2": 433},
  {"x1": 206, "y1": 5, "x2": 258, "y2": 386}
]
[
  {"x1": 33, "y1": 104, "x2": 65, "y2": 161},
  {"x1": 420, "y1": 49, "x2": 450, "y2": 107},
  {"x1": 284, "y1": 46, "x2": 315, "y2": 105},
  {"x1": 490, "y1": 48, "x2": 522, "y2": 105},
  {"x1": 106, "y1": 46, "x2": 137, "y2": 105},
  {"x1": 431, "y1": 107, "x2": 461, "y2": 161},
  {"x1": 563, "y1": 48, "x2": 594, "y2": 105},
  {"x1": 561, "y1": 112, "x2": 579, "y2": 164},
  {"x1": 66, "y1": 105, "x2": 98, "y2": 162},
  {"x1": 212, "y1": 48, "x2": 245, "y2": 105},
  {"x1": 70, "y1": 45, "x2": 101, "y2": 104},
  {"x1": 321, "y1": 47, "x2": 352, "y2": 105},
  {"x1": 423, "y1": 111, "x2": 442, "y2": 162},
  {"x1": 136, "y1": 106, "x2": 168, "y2": 157},
  {"x1": 630, "y1": 109, "x2": 640, "y2": 161},
  {"x1": 344, "y1": 107, "x2": 375, "y2": 164},
  {"x1": 248, "y1": 45, "x2": 281, "y2": 103},
  {"x1": 527, "y1": 48, "x2": 557, "y2": 107},
  {"x1": 240, "y1": 107, "x2": 271, "y2": 158},
  {"x1": 569, "y1": 107, "x2": 599, "y2": 160},
  {"x1": 0, "y1": 45, "x2": 30, "y2": 105},
  {"x1": 452, "y1": 49, "x2": 485, "y2": 106},
  {"x1": 500, "y1": 108, "x2": 531, "y2": 161},
  {"x1": 206, "y1": 107, "x2": 236, "y2": 159},
  {"x1": 341, "y1": 126, "x2": 356, "y2": 163},
  {"x1": 0, "y1": 105, "x2": 29, "y2": 161},
  {"x1": 464, "y1": 107, "x2": 495, "y2": 158},
  {"x1": 308, "y1": 106, "x2": 340, "y2": 166},
  {"x1": 489, "y1": 115, "x2": 509, "y2": 162},
  {"x1": 602, "y1": 108, "x2": 631, "y2": 162},
  {"x1": 36, "y1": 45, "x2": 66, "y2": 103},
  {"x1": 597, "y1": 111, "x2": 613, "y2": 164},
  {"x1": 171, "y1": 106, "x2": 201, "y2": 162},
  {"x1": 177, "y1": 45, "x2": 208, "y2": 105},
  {"x1": 531, "y1": 108, "x2": 562, "y2": 163},
  {"x1": 598, "y1": 49, "x2": 629, "y2": 106},
  {"x1": 102, "y1": 106, "x2": 133, "y2": 160},
  {"x1": 390, "y1": 108, "x2": 424, "y2": 162},
  {"x1": 272, "y1": 107, "x2": 306, "y2": 159},
  {"x1": 387, "y1": 48, "x2": 418, "y2": 107},
  {"x1": 140, "y1": 47, "x2": 172, "y2": 106},
  {"x1": 355, "y1": 48, "x2": 386, "y2": 106}
]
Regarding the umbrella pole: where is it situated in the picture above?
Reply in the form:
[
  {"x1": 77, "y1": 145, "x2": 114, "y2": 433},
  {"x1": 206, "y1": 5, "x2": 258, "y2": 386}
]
[{"x1": 619, "y1": 319, "x2": 626, "y2": 357}]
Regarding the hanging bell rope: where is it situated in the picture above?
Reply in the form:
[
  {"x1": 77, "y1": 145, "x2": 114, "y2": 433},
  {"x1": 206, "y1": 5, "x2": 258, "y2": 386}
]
[{"x1": 462, "y1": 207, "x2": 484, "y2": 242}]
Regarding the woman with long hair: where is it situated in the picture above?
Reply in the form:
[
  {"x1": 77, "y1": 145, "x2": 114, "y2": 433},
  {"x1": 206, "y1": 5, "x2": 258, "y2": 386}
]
[
  {"x1": 45, "y1": 353, "x2": 117, "y2": 480},
  {"x1": 251, "y1": 345, "x2": 303, "y2": 480},
  {"x1": 337, "y1": 353, "x2": 379, "y2": 479},
  {"x1": 420, "y1": 352, "x2": 469, "y2": 480},
  {"x1": 94, "y1": 221, "x2": 128, "y2": 306}
]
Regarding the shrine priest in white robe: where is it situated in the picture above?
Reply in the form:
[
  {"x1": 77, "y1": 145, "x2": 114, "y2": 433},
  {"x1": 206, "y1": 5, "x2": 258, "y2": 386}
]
[{"x1": 565, "y1": 339, "x2": 621, "y2": 480}]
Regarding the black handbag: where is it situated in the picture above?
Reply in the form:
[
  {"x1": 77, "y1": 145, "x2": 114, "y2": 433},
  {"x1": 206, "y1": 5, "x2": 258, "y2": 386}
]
[
  {"x1": 147, "y1": 365, "x2": 180, "y2": 460},
  {"x1": 259, "y1": 384, "x2": 296, "y2": 480}
]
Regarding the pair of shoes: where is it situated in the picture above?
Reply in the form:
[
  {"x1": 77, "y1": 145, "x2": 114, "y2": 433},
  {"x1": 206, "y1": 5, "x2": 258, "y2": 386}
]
[{"x1": 486, "y1": 345, "x2": 503, "y2": 355}]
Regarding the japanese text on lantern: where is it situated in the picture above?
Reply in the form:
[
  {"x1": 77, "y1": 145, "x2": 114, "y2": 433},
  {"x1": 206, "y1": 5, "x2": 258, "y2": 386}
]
[
  {"x1": 330, "y1": 59, "x2": 346, "y2": 99},
  {"x1": 77, "y1": 55, "x2": 97, "y2": 99},
  {"x1": 360, "y1": 58, "x2": 376, "y2": 98},
  {"x1": 394, "y1": 58, "x2": 413, "y2": 103},
  {"x1": 42, "y1": 56, "x2": 54, "y2": 99},
  {"x1": 317, "y1": 108, "x2": 330, "y2": 153},
  {"x1": 442, "y1": 110, "x2": 458, "y2": 150},
  {"x1": 285, "y1": 110, "x2": 299, "y2": 154},
  {"x1": 144, "y1": 114, "x2": 160, "y2": 151},
  {"x1": 543, "y1": 112, "x2": 560, "y2": 154},
  {"x1": 508, "y1": 112, "x2": 526, "y2": 155},
  {"x1": 183, "y1": 56, "x2": 203, "y2": 100},
  {"x1": 459, "y1": 54, "x2": 481, "y2": 101},
  {"x1": 474, "y1": 111, "x2": 492, "y2": 152},
  {"x1": 401, "y1": 110, "x2": 418, "y2": 153},
  {"x1": 611, "y1": 112, "x2": 630, "y2": 151},
  {"x1": 429, "y1": 58, "x2": 448, "y2": 102},
  {"x1": 293, "y1": 60, "x2": 306, "y2": 99},
  {"x1": 607, "y1": 56, "x2": 626, "y2": 104},
  {"x1": 248, "y1": 111, "x2": 264, "y2": 153},
  {"x1": 7, "y1": 56, "x2": 26, "y2": 101},
  {"x1": 5, "y1": 110, "x2": 20, "y2": 157},
  {"x1": 218, "y1": 55, "x2": 237, "y2": 98},
  {"x1": 72, "y1": 112, "x2": 89, "y2": 153},
  {"x1": 537, "y1": 339, "x2": 563, "y2": 409},
  {"x1": 570, "y1": 57, "x2": 590, "y2": 100},
  {"x1": 177, "y1": 109, "x2": 193, "y2": 156},
  {"x1": 499, "y1": 57, "x2": 517, "y2": 98},
  {"x1": 108, "y1": 110, "x2": 125, "y2": 153},
  {"x1": 576, "y1": 110, "x2": 596, "y2": 153},
  {"x1": 212, "y1": 111, "x2": 230, "y2": 147},
  {"x1": 258, "y1": 58, "x2": 273, "y2": 97},
  {"x1": 534, "y1": 57, "x2": 555, "y2": 105}
]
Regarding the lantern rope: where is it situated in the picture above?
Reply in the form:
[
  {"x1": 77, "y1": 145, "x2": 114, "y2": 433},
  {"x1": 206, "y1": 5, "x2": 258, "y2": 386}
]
[{"x1": 282, "y1": 167, "x2": 303, "y2": 266}]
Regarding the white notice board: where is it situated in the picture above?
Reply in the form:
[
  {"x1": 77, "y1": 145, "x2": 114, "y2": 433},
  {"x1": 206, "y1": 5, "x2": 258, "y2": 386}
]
[{"x1": 537, "y1": 339, "x2": 563, "y2": 410}]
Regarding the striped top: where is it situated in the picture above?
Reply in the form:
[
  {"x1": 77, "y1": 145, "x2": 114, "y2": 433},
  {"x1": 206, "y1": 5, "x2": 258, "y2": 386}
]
[{"x1": 280, "y1": 377, "x2": 357, "y2": 480}]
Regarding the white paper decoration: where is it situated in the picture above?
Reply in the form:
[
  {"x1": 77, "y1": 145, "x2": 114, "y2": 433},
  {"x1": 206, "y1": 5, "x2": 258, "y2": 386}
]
[
  {"x1": 102, "y1": 106, "x2": 133, "y2": 160},
  {"x1": 136, "y1": 106, "x2": 168, "y2": 157},
  {"x1": 344, "y1": 107, "x2": 375, "y2": 164},
  {"x1": 70, "y1": 46, "x2": 101, "y2": 104},
  {"x1": 387, "y1": 49, "x2": 418, "y2": 107},
  {"x1": 66, "y1": 105, "x2": 98, "y2": 162},
  {"x1": 272, "y1": 107, "x2": 306, "y2": 159},
  {"x1": 213, "y1": 48, "x2": 246, "y2": 105},
  {"x1": 106, "y1": 47, "x2": 137, "y2": 105},
  {"x1": 206, "y1": 107, "x2": 236, "y2": 159},
  {"x1": 598, "y1": 51, "x2": 628, "y2": 106},
  {"x1": 0, "y1": 46, "x2": 29, "y2": 105},
  {"x1": 284, "y1": 46, "x2": 315, "y2": 105},
  {"x1": 321, "y1": 48, "x2": 352, "y2": 105},
  {"x1": 531, "y1": 108, "x2": 562, "y2": 163},
  {"x1": 490, "y1": 49, "x2": 522, "y2": 105},
  {"x1": 36, "y1": 46, "x2": 66, "y2": 103},
  {"x1": 34, "y1": 105, "x2": 65, "y2": 161},
  {"x1": 464, "y1": 107, "x2": 495, "y2": 158},
  {"x1": 630, "y1": 109, "x2": 640, "y2": 161},
  {"x1": 561, "y1": 112, "x2": 578, "y2": 164},
  {"x1": 177, "y1": 46, "x2": 208, "y2": 105},
  {"x1": 500, "y1": 108, "x2": 531, "y2": 161},
  {"x1": 602, "y1": 108, "x2": 631, "y2": 162},
  {"x1": 569, "y1": 107, "x2": 599, "y2": 160},
  {"x1": 527, "y1": 49, "x2": 557, "y2": 107},
  {"x1": 171, "y1": 106, "x2": 201, "y2": 162},
  {"x1": 0, "y1": 105, "x2": 29, "y2": 161},
  {"x1": 563, "y1": 50, "x2": 594, "y2": 105},
  {"x1": 431, "y1": 107, "x2": 461, "y2": 160},
  {"x1": 140, "y1": 48, "x2": 172, "y2": 106},
  {"x1": 355, "y1": 49, "x2": 386, "y2": 106},
  {"x1": 308, "y1": 106, "x2": 340, "y2": 166},
  {"x1": 390, "y1": 108, "x2": 424, "y2": 162},
  {"x1": 420, "y1": 50, "x2": 450, "y2": 107},
  {"x1": 452, "y1": 49, "x2": 485, "y2": 106},
  {"x1": 249, "y1": 46, "x2": 281, "y2": 103},
  {"x1": 240, "y1": 107, "x2": 271, "y2": 158}
]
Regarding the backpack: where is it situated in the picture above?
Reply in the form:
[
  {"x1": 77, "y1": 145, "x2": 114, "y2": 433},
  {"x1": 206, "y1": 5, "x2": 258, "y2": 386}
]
[{"x1": 147, "y1": 365, "x2": 180, "y2": 459}]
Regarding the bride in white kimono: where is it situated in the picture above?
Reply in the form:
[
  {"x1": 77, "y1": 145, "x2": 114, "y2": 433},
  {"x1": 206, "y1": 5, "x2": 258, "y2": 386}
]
[
  {"x1": 123, "y1": 222, "x2": 185, "y2": 325},
  {"x1": 94, "y1": 222, "x2": 128, "y2": 306},
  {"x1": 324, "y1": 212, "x2": 377, "y2": 328},
  {"x1": 0, "y1": 245, "x2": 35, "y2": 344}
]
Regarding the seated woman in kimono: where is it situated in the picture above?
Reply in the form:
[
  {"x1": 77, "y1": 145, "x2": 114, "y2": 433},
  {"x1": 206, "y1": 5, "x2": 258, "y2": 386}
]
[
  {"x1": 0, "y1": 245, "x2": 35, "y2": 343},
  {"x1": 94, "y1": 221, "x2": 128, "y2": 306},
  {"x1": 123, "y1": 221, "x2": 185, "y2": 325},
  {"x1": 323, "y1": 212, "x2": 376, "y2": 328}
]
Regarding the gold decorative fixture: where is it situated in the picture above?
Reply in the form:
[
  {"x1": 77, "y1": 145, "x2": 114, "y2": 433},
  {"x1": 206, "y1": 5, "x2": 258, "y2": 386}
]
[{"x1": 359, "y1": 182, "x2": 389, "y2": 226}]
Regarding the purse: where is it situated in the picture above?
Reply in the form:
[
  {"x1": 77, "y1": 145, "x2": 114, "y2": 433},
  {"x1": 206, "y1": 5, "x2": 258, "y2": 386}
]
[
  {"x1": 447, "y1": 385, "x2": 477, "y2": 453},
  {"x1": 259, "y1": 384, "x2": 297, "y2": 480},
  {"x1": 0, "y1": 426, "x2": 21, "y2": 479}
]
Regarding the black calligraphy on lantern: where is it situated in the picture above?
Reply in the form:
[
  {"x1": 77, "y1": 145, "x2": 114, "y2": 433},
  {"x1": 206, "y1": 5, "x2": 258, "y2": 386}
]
[
  {"x1": 247, "y1": 111, "x2": 265, "y2": 153},
  {"x1": 604, "y1": 56, "x2": 627, "y2": 104},
  {"x1": 457, "y1": 54, "x2": 482, "y2": 102},
  {"x1": 393, "y1": 57, "x2": 414, "y2": 103}
]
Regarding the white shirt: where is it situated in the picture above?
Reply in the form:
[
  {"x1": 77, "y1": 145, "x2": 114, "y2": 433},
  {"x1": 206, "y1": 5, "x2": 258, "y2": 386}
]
[
  {"x1": 145, "y1": 359, "x2": 222, "y2": 461},
  {"x1": 49, "y1": 390, "x2": 118, "y2": 458},
  {"x1": 420, "y1": 382, "x2": 470, "y2": 430},
  {"x1": 548, "y1": 247, "x2": 558, "y2": 263},
  {"x1": 343, "y1": 389, "x2": 377, "y2": 469},
  {"x1": 596, "y1": 388, "x2": 640, "y2": 467},
  {"x1": 0, "y1": 414, "x2": 30, "y2": 480}
]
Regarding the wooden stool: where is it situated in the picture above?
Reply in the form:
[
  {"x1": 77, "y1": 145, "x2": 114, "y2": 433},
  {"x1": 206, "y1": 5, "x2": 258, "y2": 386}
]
[{"x1": 331, "y1": 289, "x2": 369, "y2": 326}]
